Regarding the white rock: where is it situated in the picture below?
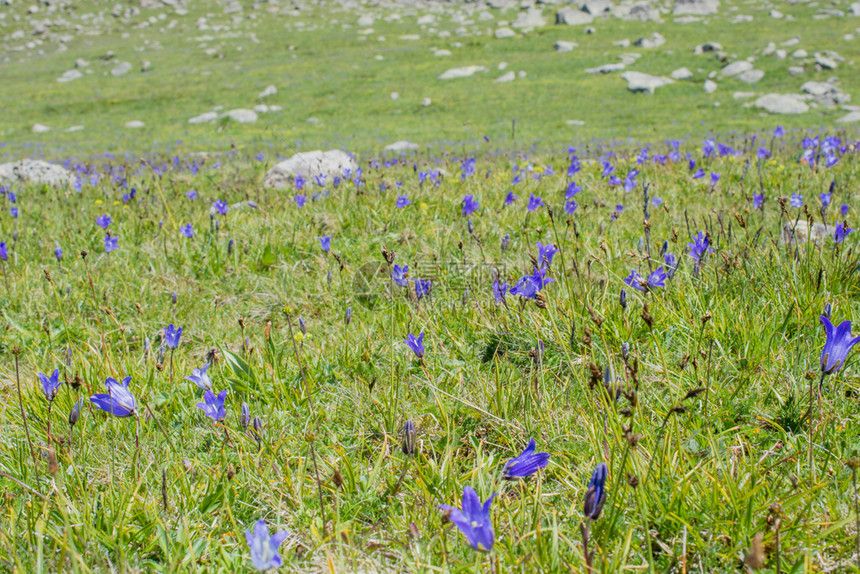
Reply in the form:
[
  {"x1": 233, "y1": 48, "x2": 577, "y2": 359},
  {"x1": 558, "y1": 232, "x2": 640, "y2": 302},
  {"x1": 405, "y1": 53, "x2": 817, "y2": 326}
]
[
  {"x1": 253, "y1": 105, "x2": 270, "y2": 113},
  {"x1": 384, "y1": 141, "x2": 419, "y2": 152},
  {"x1": 620, "y1": 71, "x2": 674, "y2": 93},
  {"x1": 434, "y1": 49, "x2": 452, "y2": 56},
  {"x1": 390, "y1": 92, "x2": 399, "y2": 100},
  {"x1": 673, "y1": 0, "x2": 718, "y2": 16},
  {"x1": 0, "y1": 159, "x2": 72, "y2": 187},
  {"x1": 421, "y1": 97, "x2": 432, "y2": 106},
  {"x1": 512, "y1": 8, "x2": 546, "y2": 28},
  {"x1": 258, "y1": 85, "x2": 277, "y2": 98},
  {"x1": 124, "y1": 120, "x2": 145, "y2": 128},
  {"x1": 836, "y1": 111, "x2": 860, "y2": 123},
  {"x1": 495, "y1": 71, "x2": 516, "y2": 82},
  {"x1": 222, "y1": 109, "x2": 258, "y2": 123},
  {"x1": 110, "y1": 61, "x2": 133, "y2": 76},
  {"x1": 264, "y1": 150, "x2": 357, "y2": 189},
  {"x1": 721, "y1": 61, "x2": 753, "y2": 77},
  {"x1": 32, "y1": 123, "x2": 51, "y2": 133},
  {"x1": 57, "y1": 69, "x2": 82, "y2": 82},
  {"x1": 66, "y1": 125, "x2": 85, "y2": 132},
  {"x1": 495, "y1": 26, "x2": 516, "y2": 38},
  {"x1": 554, "y1": 40, "x2": 577, "y2": 52},
  {"x1": 438, "y1": 65, "x2": 487, "y2": 79},
  {"x1": 634, "y1": 32, "x2": 665, "y2": 48},
  {"x1": 788, "y1": 66, "x2": 805, "y2": 76},
  {"x1": 736, "y1": 69, "x2": 764, "y2": 84},
  {"x1": 555, "y1": 7, "x2": 593, "y2": 25},
  {"x1": 188, "y1": 112, "x2": 218, "y2": 124},
  {"x1": 704, "y1": 79, "x2": 717, "y2": 93},
  {"x1": 586, "y1": 63, "x2": 626, "y2": 74},
  {"x1": 670, "y1": 67, "x2": 693, "y2": 80},
  {"x1": 754, "y1": 93, "x2": 809, "y2": 114},
  {"x1": 357, "y1": 14, "x2": 374, "y2": 27}
]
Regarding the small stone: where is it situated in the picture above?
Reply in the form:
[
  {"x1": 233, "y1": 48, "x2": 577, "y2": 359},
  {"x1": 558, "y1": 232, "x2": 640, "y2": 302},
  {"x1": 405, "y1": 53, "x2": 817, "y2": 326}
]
[
  {"x1": 110, "y1": 61, "x2": 133, "y2": 76},
  {"x1": 188, "y1": 112, "x2": 218, "y2": 124},
  {"x1": 704, "y1": 79, "x2": 717, "y2": 93},
  {"x1": 32, "y1": 123, "x2": 51, "y2": 133},
  {"x1": 125, "y1": 120, "x2": 145, "y2": 128},
  {"x1": 494, "y1": 71, "x2": 516, "y2": 82},
  {"x1": 495, "y1": 27, "x2": 516, "y2": 38},
  {"x1": 670, "y1": 67, "x2": 693, "y2": 79},
  {"x1": 554, "y1": 40, "x2": 577, "y2": 52},
  {"x1": 258, "y1": 85, "x2": 277, "y2": 98}
]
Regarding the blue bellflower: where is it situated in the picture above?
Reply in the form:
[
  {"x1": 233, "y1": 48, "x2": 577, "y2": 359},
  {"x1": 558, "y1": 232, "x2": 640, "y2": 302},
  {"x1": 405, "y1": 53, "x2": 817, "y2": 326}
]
[
  {"x1": 38, "y1": 368, "x2": 62, "y2": 401},
  {"x1": 197, "y1": 389, "x2": 228, "y2": 422},
  {"x1": 246, "y1": 519, "x2": 290, "y2": 571},
  {"x1": 90, "y1": 377, "x2": 137, "y2": 417},
  {"x1": 104, "y1": 234, "x2": 119, "y2": 253},
  {"x1": 184, "y1": 362, "x2": 212, "y2": 391},
  {"x1": 181, "y1": 223, "x2": 194, "y2": 238},
  {"x1": 536, "y1": 241, "x2": 558, "y2": 269},
  {"x1": 527, "y1": 194, "x2": 544, "y2": 212},
  {"x1": 164, "y1": 324, "x2": 182, "y2": 348},
  {"x1": 504, "y1": 191, "x2": 517, "y2": 206},
  {"x1": 415, "y1": 278, "x2": 432, "y2": 300},
  {"x1": 584, "y1": 463, "x2": 608, "y2": 520},
  {"x1": 392, "y1": 264, "x2": 408, "y2": 287},
  {"x1": 688, "y1": 232, "x2": 711, "y2": 263},
  {"x1": 820, "y1": 316, "x2": 860, "y2": 375},
  {"x1": 502, "y1": 438, "x2": 550, "y2": 479},
  {"x1": 624, "y1": 268, "x2": 667, "y2": 292},
  {"x1": 509, "y1": 267, "x2": 554, "y2": 299},
  {"x1": 492, "y1": 279, "x2": 508, "y2": 303},
  {"x1": 438, "y1": 486, "x2": 496, "y2": 552},
  {"x1": 396, "y1": 195, "x2": 411, "y2": 208},
  {"x1": 404, "y1": 332, "x2": 425, "y2": 358},
  {"x1": 319, "y1": 236, "x2": 331, "y2": 252},
  {"x1": 834, "y1": 222, "x2": 853, "y2": 244},
  {"x1": 96, "y1": 214, "x2": 112, "y2": 229},
  {"x1": 462, "y1": 195, "x2": 479, "y2": 216}
]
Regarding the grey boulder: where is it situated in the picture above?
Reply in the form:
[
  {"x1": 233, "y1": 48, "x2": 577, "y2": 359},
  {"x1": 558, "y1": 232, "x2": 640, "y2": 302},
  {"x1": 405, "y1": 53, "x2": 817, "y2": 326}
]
[
  {"x1": 264, "y1": 150, "x2": 357, "y2": 189},
  {"x1": 0, "y1": 159, "x2": 73, "y2": 187}
]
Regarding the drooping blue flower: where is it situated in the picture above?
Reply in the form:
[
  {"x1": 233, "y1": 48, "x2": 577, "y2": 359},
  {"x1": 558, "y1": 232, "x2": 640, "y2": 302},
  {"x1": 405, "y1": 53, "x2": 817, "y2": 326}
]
[
  {"x1": 757, "y1": 148, "x2": 770, "y2": 160},
  {"x1": 184, "y1": 362, "x2": 212, "y2": 391},
  {"x1": 692, "y1": 168, "x2": 705, "y2": 179},
  {"x1": 90, "y1": 377, "x2": 137, "y2": 417},
  {"x1": 462, "y1": 195, "x2": 479, "y2": 217},
  {"x1": 504, "y1": 191, "x2": 517, "y2": 206},
  {"x1": 54, "y1": 246, "x2": 63, "y2": 262},
  {"x1": 10, "y1": 207, "x2": 18, "y2": 219},
  {"x1": 624, "y1": 268, "x2": 667, "y2": 292},
  {"x1": 688, "y1": 232, "x2": 711, "y2": 263},
  {"x1": 753, "y1": 194, "x2": 765, "y2": 209},
  {"x1": 790, "y1": 194, "x2": 803, "y2": 208},
  {"x1": 295, "y1": 194, "x2": 306, "y2": 208},
  {"x1": 392, "y1": 264, "x2": 408, "y2": 287},
  {"x1": 319, "y1": 236, "x2": 331, "y2": 252},
  {"x1": 841, "y1": 204, "x2": 850, "y2": 217},
  {"x1": 502, "y1": 438, "x2": 550, "y2": 479},
  {"x1": 438, "y1": 486, "x2": 496, "y2": 552},
  {"x1": 104, "y1": 234, "x2": 119, "y2": 253},
  {"x1": 396, "y1": 195, "x2": 411, "y2": 208},
  {"x1": 565, "y1": 199, "x2": 578, "y2": 215},
  {"x1": 345, "y1": 307, "x2": 352, "y2": 325},
  {"x1": 834, "y1": 222, "x2": 854, "y2": 244},
  {"x1": 246, "y1": 519, "x2": 290, "y2": 572},
  {"x1": 583, "y1": 463, "x2": 608, "y2": 520},
  {"x1": 181, "y1": 223, "x2": 194, "y2": 238},
  {"x1": 509, "y1": 267, "x2": 554, "y2": 299},
  {"x1": 826, "y1": 154, "x2": 839, "y2": 168},
  {"x1": 164, "y1": 323, "x2": 182, "y2": 349},
  {"x1": 492, "y1": 279, "x2": 508, "y2": 304},
  {"x1": 820, "y1": 192, "x2": 832, "y2": 210},
  {"x1": 536, "y1": 241, "x2": 558, "y2": 269},
  {"x1": 213, "y1": 200, "x2": 228, "y2": 215},
  {"x1": 566, "y1": 182, "x2": 582, "y2": 198},
  {"x1": 820, "y1": 316, "x2": 860, "y2": 375},
  {"x1": 186, "y1": 190, "x2": 198, "y2": 200},
  {"x1": 96, "y1": 214, "x2": 112, "y2": 229},
  {"x1": 0, "y1": 242, "x2": 7, "y2": 261},
  {"x1": 414, "y1": 278, "x2": 432, "y2": 300},
  {"x1": 404, "y1": 332, "x2": 424, "y2": 358},
  {"x1": 710, "y1": 173, "x2": 721, "y2": 186},
  {"x1": 527, "y1": 193, "x2": 544, "y2": 212},
  {"x1": 197, "y1": 389, "x2": 228, "y2": 422},
  {"x1": 774, "y1": 126, "x2": 785, "y2": 138},
  {"x1": 38, "y1": 369, "x2": 62, "y2": 401}
]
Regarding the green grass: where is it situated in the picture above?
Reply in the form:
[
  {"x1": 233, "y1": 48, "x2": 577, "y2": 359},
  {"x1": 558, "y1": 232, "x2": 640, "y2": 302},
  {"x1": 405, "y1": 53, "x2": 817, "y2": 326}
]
[
  {"x1": 1, "y1": 0, "x2": 860, "y2": 157},
  {"x1": 0, "y1": 137, "x2": 859, "y2": 571}
]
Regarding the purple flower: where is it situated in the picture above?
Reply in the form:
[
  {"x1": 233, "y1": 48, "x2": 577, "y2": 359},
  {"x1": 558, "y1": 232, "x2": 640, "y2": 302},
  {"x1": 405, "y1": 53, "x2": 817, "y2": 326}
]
[
  {"x1": 396, "y1": 195, "x2": 411, "y2": 208},
  {"x1": 688, "y1": 232, "x2": 711, "y2": 263},
  {"x1": 90, "y1": 377, "x2": 137, "y2": 417},
  {"x1": 295, "y1": 194, "x2": 306, "y2": 208},
  {"x1": 438, "y1": 486, "x2": 496, "y2": 552},
  {"x1": 692, "y1": 169, "x2": 705, "y2": 179},
  {"x1": 54, "y1": 246, "x2": 63, "y2": 262},
  {"x1": 181, "y1": 223, "x2": 194, "y2": 238},
  {"x1": 624, "y1": 267, "x2": 667, "y2": 292},
  {"x1": 214, "y1": 200, "x2": 228, "y2": 215},
  {"x1": 565, "y1": 199, "x2": 578, "y2": 215},
  {"x1": 462, "y1": 195, "x2": 479, "y2": 217},
  {"x1": 757, "y1": 147, "x2": 770, "y2": 160},
  {"x1": 504, "y1": 191, "x2": 517, "y2": 206},
  {"x1": 584, "y1": 463, "x2": 608, "y2": 520},
  {"x1": 492, "y1": 279, "x2": 508, "y2": 304},
  {"x1": 256, "y1": 152, "x2": 265, "y2": 162},
  {"x1": 502, "y1": 438, "x2": 550, "y2": 479},
  {"x1": 841, "y1": 204, "x2": 850, "y2": 217},
  {"x1": 295, "y1": 175, "x2": 305, "y2": 190},
  {"x1": 184, "y1": 363, "x2": 212, "y2": 391},
  {"x1": 536, "y1": 241, "x2": 558, "y2": 269},
  {"x1": 246, "y1": 519, "x2": 290, "y2": 572},
  {"x1": 834, "y1": 222, "x2": 854, "y2": 244},
  {"x1": 345, "y1": 307, "x2": 352, "y2": 325},
  {"x1": 710, "y1": 172, "x2": 721, "y2": 186},
  {"x1": 774, "y1": 126, "x2": 785, "y2": 138},
  {"x1": 819, "y1": 316, "x2": 860, "y2": 375},
  {"x1": 566, "y1": 182, "x2": 582, "y2": 198},
  {"x1": 404, "y1": 332, "x2": 424, "y2": 358},
  {"x1": 392, "y1": 264, "x2": 408, "y2": 287},
  {"x1": 186, "y1": 190, "x2": 198, "y2": 200},
  {"x1": 527, "y1": 193, "x2": 544, "y2": 212},
  {"x1": 96, "y1": 214, "x2": 112, "y2": 229},
  {"x1": 38, "y1": 369, "x2": 62, "y2": 401},
  {"x1": 826, "y1": 154, "x2": 839, "y2": 168},
  {"x1": 164, "y1": 323, "x2": 182, "y2": 349},
  {"x1": 10, "y1": 207, "x2": 18, "y2": 219},
  {"x1": 319, "y1": 236, "x2": 331, "y2": 252},
  {"x1": 790, "y1": 194, "x2": 803, "y2": 208},
  {"x1": 753, "y1": 194, "x2": 765, "y2": 209},
  {"x1": 104, "y1": 234, "x2": 119, "y2": 253},
  {"x1": 197, "y1": 389, "x2": 228, "y2": 422},
  {"x1": 652, "y1": 196, "x2": 663, "y2": 208},
  {"x1": 820, "y1": 192, "x2": 832, "y2": 210},
  {"x1": 0, "y1": 242, "x2": 7, "y2": 261},
  {"x1": 509, "y1": 267, "x2": 554, "y2": 299},
  {"x1": 414, "y1": 278, "x2": 432, "y2": 300}
]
